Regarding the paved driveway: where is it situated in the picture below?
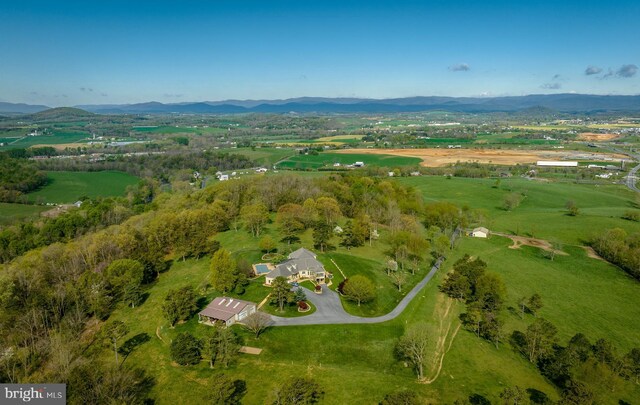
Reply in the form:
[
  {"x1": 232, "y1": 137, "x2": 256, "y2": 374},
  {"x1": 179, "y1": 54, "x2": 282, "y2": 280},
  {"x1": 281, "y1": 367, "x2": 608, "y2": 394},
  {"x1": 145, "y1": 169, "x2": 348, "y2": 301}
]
[{"x1": 270, "y1": 257, "x2": 444, "y2": 326}]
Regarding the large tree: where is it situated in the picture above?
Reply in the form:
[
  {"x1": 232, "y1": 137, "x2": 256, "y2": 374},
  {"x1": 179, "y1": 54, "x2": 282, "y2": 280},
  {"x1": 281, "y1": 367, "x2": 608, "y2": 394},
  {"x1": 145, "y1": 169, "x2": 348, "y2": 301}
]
[
  {"x1": 210, "y1": 248, "x2": 238, "y2": 293},
  {"x1": 170, "y1": 332, "x2": 203, "y2": 366},
  {"x1": 523, "y1": 318, "x2": 557, "y2": 363},
  {"x1": 240, "y1": 203, "x2": 269, "y2": 237},
  {"x1": 241, "y1": 311, "x2": 271, "y2": 339},
  {"x1": 205, "y1": 326, "x2": 240, "y2": 368},
  {"x1": 162, "y1": 286, "x2": 198, "y2": 327},
  {"x1": 105, "y1": 259, "x2": 144, "y2": 308},
  {"x1": 274, "y1": 377, "x2": 324, "y2": 405},
  {"x1": 342, "y1": 275, "x2": 376, "y2": 306},
  {"x1": 100, "y1": 320, "x2": 129, "y2": 365},
  {"x1": 396, "y1": 323, "x2": 430, "y2": 380},
  {"x1": 208, "y1": 374, "x2": 246, "y2": 404},
  {"x1": 270, "y1": 277, "x2": 293, "y2": 312}
]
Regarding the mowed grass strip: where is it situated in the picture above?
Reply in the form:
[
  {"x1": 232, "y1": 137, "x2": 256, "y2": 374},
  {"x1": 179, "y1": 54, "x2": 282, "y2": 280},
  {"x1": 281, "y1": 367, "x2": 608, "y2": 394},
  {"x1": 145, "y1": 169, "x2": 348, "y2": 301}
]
[
  {"x1": 277, "y1": 152, "x2": 421, "y2": 169},
  {"x1": 26, "y1": 171, "x2": 139, "y2": 203}
]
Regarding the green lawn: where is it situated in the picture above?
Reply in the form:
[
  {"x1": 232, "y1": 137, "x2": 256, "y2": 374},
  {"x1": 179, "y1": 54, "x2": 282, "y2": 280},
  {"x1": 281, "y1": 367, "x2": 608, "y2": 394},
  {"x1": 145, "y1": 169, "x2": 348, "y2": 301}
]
[
  {"x1": 26, "y1": 171, "x2": 139, "y2": 203},
  {"x1": 214, "y1": 147, "x2": 295, "y2": 167},
  {"x1": 398, "y1": 175, "x2": 640, "y2": 245},
  {"x1": 277, "y1": 152, "x2": 421, "y2": 170},
  {"x1": 0, "y1": 202, "x2": 48, "y2": 225}
]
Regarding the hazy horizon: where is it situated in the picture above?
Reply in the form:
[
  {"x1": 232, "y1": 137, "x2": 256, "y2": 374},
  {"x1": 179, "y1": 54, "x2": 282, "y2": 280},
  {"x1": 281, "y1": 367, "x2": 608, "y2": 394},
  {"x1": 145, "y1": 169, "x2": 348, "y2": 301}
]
[{"x1": 2, "y1": 0, "x2": 638, "y2": 107}]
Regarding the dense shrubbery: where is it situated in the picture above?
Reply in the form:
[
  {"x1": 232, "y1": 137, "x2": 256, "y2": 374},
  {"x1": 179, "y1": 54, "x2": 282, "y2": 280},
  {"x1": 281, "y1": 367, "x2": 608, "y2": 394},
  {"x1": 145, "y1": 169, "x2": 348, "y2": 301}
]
[
  {"x1": 0, "y1": 156, "x2": 48, "y2": 202},
  {"x1": 591, "y1": 228, "x2": 640, "y2": 281}
]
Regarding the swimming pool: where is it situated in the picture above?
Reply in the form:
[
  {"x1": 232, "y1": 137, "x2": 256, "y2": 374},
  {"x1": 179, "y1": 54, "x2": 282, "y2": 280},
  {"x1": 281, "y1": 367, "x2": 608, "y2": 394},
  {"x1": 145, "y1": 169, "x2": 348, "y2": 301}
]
[{"x1": 254, "y1": 264, "x2": 270, "y2": 274}]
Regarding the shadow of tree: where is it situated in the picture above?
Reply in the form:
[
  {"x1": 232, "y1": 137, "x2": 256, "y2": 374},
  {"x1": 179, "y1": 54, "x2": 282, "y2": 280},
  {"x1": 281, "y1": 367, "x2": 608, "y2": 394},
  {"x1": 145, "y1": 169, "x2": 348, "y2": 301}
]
[{"x1": 119, "y1": 332, "x2": 151, "y2": 362}]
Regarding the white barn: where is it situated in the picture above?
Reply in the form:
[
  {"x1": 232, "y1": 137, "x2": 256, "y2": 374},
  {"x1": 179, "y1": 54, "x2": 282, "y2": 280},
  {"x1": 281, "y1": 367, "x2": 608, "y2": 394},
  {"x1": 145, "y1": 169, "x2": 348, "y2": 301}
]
[{"x1": 471, "y1": 227, "x2": 489, "y2": 238}]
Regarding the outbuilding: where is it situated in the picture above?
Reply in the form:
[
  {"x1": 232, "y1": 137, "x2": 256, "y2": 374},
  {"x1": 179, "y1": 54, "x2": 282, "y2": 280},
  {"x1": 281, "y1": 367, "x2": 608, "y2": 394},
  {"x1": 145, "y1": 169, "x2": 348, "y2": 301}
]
[{"x1": 471, "y1": 227, "x2": 489, "y2": 238}]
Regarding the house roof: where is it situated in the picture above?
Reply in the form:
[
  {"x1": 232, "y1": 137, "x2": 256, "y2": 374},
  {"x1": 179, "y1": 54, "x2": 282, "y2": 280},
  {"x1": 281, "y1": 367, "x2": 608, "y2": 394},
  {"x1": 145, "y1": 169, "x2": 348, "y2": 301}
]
[
  {"x1": 288, "y1": 247, "x2": 316, "y2": 260},
  {"x1": 199, "y1": 297, "x2": 255, "y2": 321},
  {"x1": 473, "y1": 227, "x2": 489, "y2": 234},
  {"x1": 266, "y1": 262, "x2": 294, "y2": 279}
]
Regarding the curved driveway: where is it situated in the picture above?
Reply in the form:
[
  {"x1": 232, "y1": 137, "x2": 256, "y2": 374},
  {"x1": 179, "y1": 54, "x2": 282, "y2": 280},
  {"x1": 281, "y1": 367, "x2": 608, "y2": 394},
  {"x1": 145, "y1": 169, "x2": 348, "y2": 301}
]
[{"x1": 270, "y1": 257, "x2": 444, "y2": 326}]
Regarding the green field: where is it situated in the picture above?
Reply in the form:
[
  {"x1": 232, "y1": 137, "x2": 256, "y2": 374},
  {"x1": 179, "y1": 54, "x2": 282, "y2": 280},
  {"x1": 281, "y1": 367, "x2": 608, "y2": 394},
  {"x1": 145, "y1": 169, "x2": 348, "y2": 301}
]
[
  {"x1": 0, "y1": 131, "x2": 89, "y2": 149},
  {"x1": 26, "y1": 171, "x2": 139, "y2": 203},
  {"x1": 214, "y1": 147, "x2": 295, "y2": 167},
  {"x1": 106, "y1": 220, "x2": 640, "y2": 404},
  {"x1": 398, "y1": 176, "x2": 640, "y2": 245},
  {"x1": 132, "y1": 126, "x2": 227, "y2": 134},
  {"x1": 0, "y1": 202, "x2": 48, "y2": 225},
  {"x1": 277, "y1": 152, "x2": 422, "y2": 170}
]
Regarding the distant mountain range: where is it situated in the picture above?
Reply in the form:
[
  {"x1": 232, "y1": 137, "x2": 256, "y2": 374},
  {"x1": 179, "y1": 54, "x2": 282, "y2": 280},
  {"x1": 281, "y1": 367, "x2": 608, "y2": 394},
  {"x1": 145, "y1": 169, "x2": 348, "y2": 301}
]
[{"x1": 2, "y1": 94, "x2": 640, "y2": 115}]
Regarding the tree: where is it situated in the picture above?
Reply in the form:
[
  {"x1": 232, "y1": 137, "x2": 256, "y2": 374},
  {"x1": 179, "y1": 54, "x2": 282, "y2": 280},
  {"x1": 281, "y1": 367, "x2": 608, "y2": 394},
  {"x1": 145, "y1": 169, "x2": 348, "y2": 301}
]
[
  {"x1": 389, "y1": 271, "x2": 407, "y2": 292},
  {"x1": 527, "y1": 293, "x2": 543, "y2": 317},
  {"x1": 170, "y1": 332, "x2": 202, "y2": 366},
  {"x1": 623, "y1": 348, "x2": 640, "y2": 383},
  {"x1": 259, "y1": 235, "x2": 277, "y2": 253},
  {"x1": 276, "y1": 203, "x2": 304, "y2": 243},
  {"x1": 240, "y1": 203, "x2": 269, "y2": 237},
  {"x1": 441, "y1": 271, "x2": 471, "y2": 300},
  {"x1": 105, "y1": 259, "x2": 144, "y2": 308},
  {"x1": 210, "y1": 249, "x2": 238, "y2": 293},
  {"x1": 293, "y1": 287, "x2": 306, "y2": 303},
  {"x1": 380, "y1": 391, "x2": 419, "y2": 405},
  {"x1": 386, "y1": 258, "x2": 398, "y2": 276},
  {"x1": 274, "y1": 377, "x2": 323, "y2": 405},
  {"x1": 518, "y1": 296, "x2": 528, "y2": 318},
  {"x1": 566, "y1": 200, "x2": 579, "y2": 216},
  {"x1": 241, "y1": 311, "x2": 271, "y2": 339},
  {"x1": 205, "y1": 326, "x2": 240, "y2": 368},
  {"x1": 503, "y1": 192, "x2": 523, "y2": 211},
  {"x1": 433, "y1": 234, "x2": 451, "y2": 258},
  {"x1": 270, "y1": 277, "x2": 293, "y2": 312},
  {"x1": 163, "y1": 286, "x2": 198, "y2": 327},
  {"x1": 561, "y1": 380, "x2": 594, "y2": 405},
  {"x1": 316, "y1": 196, "x2": 341, "y2": 226},
  {"x1": 396, "y1": 323, "x2": 430, "y2": 380},
  {"x1": 342, "y1": 275, "x2": 376, "y2": 306},
  {"x1": 208, "y1": 374, "x2": 246, "y2": 405},
  {"x1": 499, "y1": 386, "x2": 526, "y2": 405},
  {"x1": 524, "y1": 318, "x2": 557, "y2": 363},
  {"x1": 312, "y1": 221, "x2": 332, "y2": 253},
  {"x1": 340, "y1": 221, "x2": 366, "y2": 249},
  {"x1": 101, "y1": 320, "x2": 129, "y2": 365},
  {"x1": 474, "y1": 272, "x2": 506, "y2": 313}
]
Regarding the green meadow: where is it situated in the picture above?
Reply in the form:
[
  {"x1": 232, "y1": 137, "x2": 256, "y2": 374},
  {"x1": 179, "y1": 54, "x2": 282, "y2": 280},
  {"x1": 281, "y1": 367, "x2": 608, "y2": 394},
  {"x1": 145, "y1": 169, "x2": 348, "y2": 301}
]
[
  {"x1": 277, "y1": 152, "x2": 421, "y2": 170},
  {"x1": 0, "y1": 202, "x2": 48, "y2": 225},
  {"x1": 398, "y1": 175, "x2": 640, "y2": 245},
  {"x1": 26, "y1": 171, "x2": 139, "y2": 203}
]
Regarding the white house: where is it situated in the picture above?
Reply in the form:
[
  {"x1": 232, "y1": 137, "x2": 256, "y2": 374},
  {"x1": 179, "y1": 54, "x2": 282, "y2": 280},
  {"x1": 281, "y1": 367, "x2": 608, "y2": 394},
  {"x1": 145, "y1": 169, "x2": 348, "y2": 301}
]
[
  {"x1": 219, "y1": 174, "x2": 229, "y2": 181},
  {"x1": 198, "y1": 297, "x2": 256, "y2": 327},
  {"x1": 264, "y1": 248, "x2": 326, "y2": 285},
  {"x1": 471, "y1": 227, "x2": 489, "y2": 238}
]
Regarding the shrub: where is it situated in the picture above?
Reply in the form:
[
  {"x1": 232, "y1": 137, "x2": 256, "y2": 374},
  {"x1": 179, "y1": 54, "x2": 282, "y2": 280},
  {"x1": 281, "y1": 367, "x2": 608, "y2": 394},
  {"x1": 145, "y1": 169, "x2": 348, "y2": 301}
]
[
  {"x1": 170, "y1": 332, "x2": 202, "y2": 366},
  {"x1": 298, "y1": 301, "x2": 309, "y2": 310}
]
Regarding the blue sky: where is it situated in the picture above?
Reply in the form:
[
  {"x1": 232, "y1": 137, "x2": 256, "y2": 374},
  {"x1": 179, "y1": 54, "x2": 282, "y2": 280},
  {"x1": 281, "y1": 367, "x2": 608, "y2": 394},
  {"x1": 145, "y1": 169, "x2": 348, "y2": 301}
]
[{"x1": 1, "y1": 0, "x2": 638, "y2": 106}]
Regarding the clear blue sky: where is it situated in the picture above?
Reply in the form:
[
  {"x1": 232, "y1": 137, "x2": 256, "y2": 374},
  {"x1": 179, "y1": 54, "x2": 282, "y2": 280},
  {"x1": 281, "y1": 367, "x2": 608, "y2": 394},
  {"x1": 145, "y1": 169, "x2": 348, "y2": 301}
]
[{"x1": 1, "y1": 0, "x2": 638, "y2": 106}]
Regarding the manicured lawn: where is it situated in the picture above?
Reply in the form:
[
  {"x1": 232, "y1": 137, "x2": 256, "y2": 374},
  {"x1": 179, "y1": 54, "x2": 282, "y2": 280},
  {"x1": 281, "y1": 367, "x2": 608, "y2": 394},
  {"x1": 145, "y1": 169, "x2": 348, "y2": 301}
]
[
  {"x1": 26, "y1": 171, "x2": 139, "y2": 203},
  {"x1": 0, "y1": 202, "x2": 48, "y2": 225}
]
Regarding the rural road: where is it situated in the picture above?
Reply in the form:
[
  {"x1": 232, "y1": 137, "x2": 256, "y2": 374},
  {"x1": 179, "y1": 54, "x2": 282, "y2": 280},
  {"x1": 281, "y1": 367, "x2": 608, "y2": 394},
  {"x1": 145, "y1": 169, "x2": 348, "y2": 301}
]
[
  {"x1": 270, "y1": 229, "x2": 458, "y2": 326},
  {"x1": 601, "y1": 145, "x2": 640, "y2": 193}
]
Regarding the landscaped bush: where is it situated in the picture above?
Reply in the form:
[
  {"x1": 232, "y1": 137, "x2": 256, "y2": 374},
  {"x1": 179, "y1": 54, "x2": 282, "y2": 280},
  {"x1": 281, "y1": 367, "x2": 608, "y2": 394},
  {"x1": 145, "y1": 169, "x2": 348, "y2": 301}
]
[
  {"x1": 298, "y1": 301, "x2": 309, "y2": 311},
  {"x1": 337, "y1": 278, "x2": 348, "y2": 294}
]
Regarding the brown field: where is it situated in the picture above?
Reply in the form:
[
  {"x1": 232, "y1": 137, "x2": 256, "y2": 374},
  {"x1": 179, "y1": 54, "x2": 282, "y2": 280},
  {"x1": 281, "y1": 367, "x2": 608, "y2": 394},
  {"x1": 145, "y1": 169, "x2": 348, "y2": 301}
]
[
  {"x1": 332, "y1": 148, "x2": 629, "y2": 167},
  {"x1": 577, "y1": 132, "x2": 621, "y2": 141}
]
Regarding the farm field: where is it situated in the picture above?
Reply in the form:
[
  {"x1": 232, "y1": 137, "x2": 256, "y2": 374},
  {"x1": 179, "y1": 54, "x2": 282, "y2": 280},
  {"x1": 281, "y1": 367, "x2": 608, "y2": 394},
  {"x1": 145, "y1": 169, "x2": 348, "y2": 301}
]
[
  {"x1": 132, "y1": 125, "x2": 227, "y2": 134},
  {"x1": 276, "y1": 151, "x2": 422, "y2": 169},
  {"x1": 0, "y1": 131, "x2": 90, "y2": 149},
  {"x1": 398, "y1": 176, "x2": 640, "y2": 245},
  {"x1": 333, "y1": 148, "x2": 631, "y2": 167},
  {"x1": 214, "y1": 147, "x2": 295, "y2": 167},
  {"x1": 0, "y1": 202, "x2": 48, "y2": 225},
  {"x1": 26, "y1": 171, "x2": 139, "y2": 203}
]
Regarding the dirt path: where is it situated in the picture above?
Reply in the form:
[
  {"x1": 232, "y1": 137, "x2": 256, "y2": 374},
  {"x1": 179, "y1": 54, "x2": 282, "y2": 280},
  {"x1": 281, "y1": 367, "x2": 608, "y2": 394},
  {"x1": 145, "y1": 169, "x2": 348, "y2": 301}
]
[
  {"x1": 493, "y1": 233, "x2": 568, "y2": 256},
  {"x1": 582, "y1": 246, "x2": 605, "y2": 261},
  {"x1": 422, "y1": 296, "x2": 460, "y2": 384}
]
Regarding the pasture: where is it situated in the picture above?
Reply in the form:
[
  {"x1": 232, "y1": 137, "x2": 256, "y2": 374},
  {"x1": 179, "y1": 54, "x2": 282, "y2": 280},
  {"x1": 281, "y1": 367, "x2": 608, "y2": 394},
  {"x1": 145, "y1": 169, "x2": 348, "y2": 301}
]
[
  {"x1": 276, "y1": 152, "x2": 421, "y2": 170},
  {"x1": 26, "y1": 171, "x2": 139, "y2": 203},
  {"x1": 398, "y1": 175, "x2": 640, "y2": 245},
  {"x1": 0, "y1": 202, "x2": 48, "y2": 225},
  {"x1": 0, "y1": 131, "x2": 89, "y2": 150}
]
